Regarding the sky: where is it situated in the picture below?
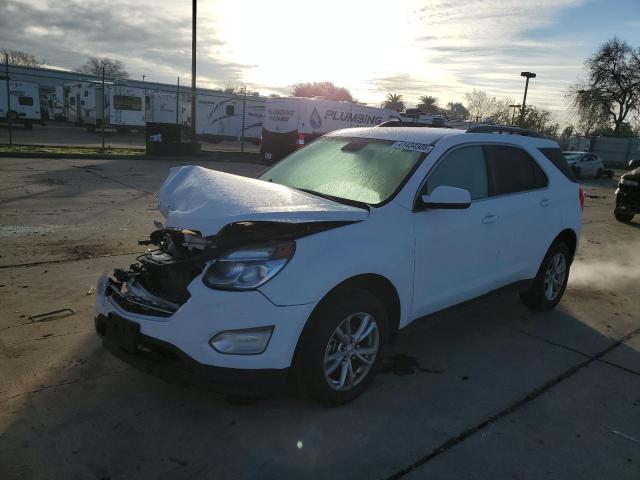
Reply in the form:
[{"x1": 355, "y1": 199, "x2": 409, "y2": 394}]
[{"x1": 1, "y1": 0, "x2": 639, "y2": 123}]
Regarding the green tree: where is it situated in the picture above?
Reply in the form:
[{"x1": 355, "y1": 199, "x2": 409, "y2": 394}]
[
  {"x1": 381, "y1": 93, "x2": 405, "y2": 112},
  {"x1": 290, "y1": 81, "x2": 353, "y2": 102},
  {"x1": 417, "y1": 95, "x2": 440, "y2": 114},
  {"x1": 445, "y1": 102, "x2": 469, "y2": 120}
]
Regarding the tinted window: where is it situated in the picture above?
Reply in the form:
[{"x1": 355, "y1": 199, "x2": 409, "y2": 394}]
[
  {"x1": 485, "y1": 145, "x2": 548, "y2": 196},
  {"x1": 540, "y1": 148, "x2": 576, "y2": 182},
  {"x1": 425, "y1": 146, "x2": 488, "y2": 200},
  {"x1": 226, "y1": 105, "x2": 235, "y2": 115},
  {"x1": 18, "y1": 96, "x2": 34, "y2": 106}
]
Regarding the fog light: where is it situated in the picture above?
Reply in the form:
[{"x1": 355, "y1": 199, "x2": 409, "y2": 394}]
[{"x1": 209, "y1": 326, "x2": 274, "y2": 355}]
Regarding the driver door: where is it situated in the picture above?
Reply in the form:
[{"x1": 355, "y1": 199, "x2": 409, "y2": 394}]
[{"x1": 411, "y1": 145, "x2": 502, "y2": 318}]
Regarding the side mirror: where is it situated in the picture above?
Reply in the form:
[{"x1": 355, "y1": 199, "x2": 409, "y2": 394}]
[
  {"x1": 420, "y1": 185, "x2": 471, "y2": 210},
  {"x1": 629, "y1": 159, "x2": 640, "y2": 170}
]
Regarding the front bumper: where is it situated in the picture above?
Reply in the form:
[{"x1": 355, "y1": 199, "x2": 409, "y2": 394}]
[
  {"x1": 95, "y1": 275, "x2": 316, "y2": 390},
  {"x1": 96, "y1": 314, "x2": 289, "y2": 396},
  {"x1": 615, "y1": 187, "x2": 640, "y2": 213}
]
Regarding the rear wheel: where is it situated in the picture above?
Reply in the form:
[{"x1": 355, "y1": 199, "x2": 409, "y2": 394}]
[
  {"x1": 615, "y1": 211, "x2": 634, "y2": 223},
  {"x1": 299, "y1": 288, "x2": 388, "y2": 406},
  {"x1": 520, "y1": 242, "x2": 571, "y2": 311},
  {"x1": 595, "y1": 168, "x2": 603, "y2": 179}
]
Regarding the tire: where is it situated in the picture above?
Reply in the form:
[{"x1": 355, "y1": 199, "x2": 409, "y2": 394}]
[
  {"x1": 520, "y1": 242, "x2": 571, "y2": 311},
  {"x1": 615, "y1": 212, "x2": 634, "y2": 223},
  {"x1": 298, "y1": 288, "x2": 389, "y2": 406},
  {"x1": 595, "y1": 168, "x2": 603, "y2": 179},
  {"x1": 573, "y1": 167, "x2": 581, "y2": 179}
]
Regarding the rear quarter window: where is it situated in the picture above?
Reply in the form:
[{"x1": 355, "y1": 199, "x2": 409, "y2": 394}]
[
  {"x1": 539, "y1": 148, "x2": 576, "y2": 182},
  {"x1": 484, "y1": 145, "x2": 548, "y2": 196}
]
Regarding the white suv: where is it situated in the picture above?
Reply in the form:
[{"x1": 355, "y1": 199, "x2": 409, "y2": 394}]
[{"x1": 95, "y1": 126, "x2": 583, "y2": 405}]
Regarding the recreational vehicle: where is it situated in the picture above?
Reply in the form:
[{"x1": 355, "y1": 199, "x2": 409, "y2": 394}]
[
  {"x1": 66, "y1": 82, "x2": 145, "y2": 129},
  {"x1": 147, "y1": 92, "x2": 190, "y2": 125},
  {"x1": 46, "y1": 86, "x2": 66, "y2": 120},
  {"x1": 196, "y1": 93, "x2": 265, "y2": 142},
  {"x1": 0, "y1": 80, "x2": 41, "y2": 127},
  {"x1": 260, "y1": 97, "x2": 401, "y2": 162}
]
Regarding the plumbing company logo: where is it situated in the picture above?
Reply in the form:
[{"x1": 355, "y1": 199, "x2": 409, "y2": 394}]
[{"x1": 310, "y1": 108, "x2": 322, "y2": 129}]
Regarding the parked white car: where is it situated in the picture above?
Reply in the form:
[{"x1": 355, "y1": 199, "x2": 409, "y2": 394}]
[
  {"x1": 562, "y1": 151, "x2": 604, "y2": 178},
  {"x1": 95, "y1": 126, "x2": 583, "y2": 405}
]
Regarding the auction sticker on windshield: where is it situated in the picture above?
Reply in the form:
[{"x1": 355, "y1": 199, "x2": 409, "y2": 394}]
[{"x1": 390, "y1": 142, "x2": 434, "y2": 153}]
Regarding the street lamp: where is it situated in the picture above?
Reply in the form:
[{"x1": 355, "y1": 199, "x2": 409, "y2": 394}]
[{"x1": 519, "y1": 71, "x2": 536, "y2": 126}]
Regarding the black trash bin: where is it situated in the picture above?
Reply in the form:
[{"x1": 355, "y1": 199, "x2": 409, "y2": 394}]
[{"x1": 145, "y1": 122, "x2": 183, "y2": 155}]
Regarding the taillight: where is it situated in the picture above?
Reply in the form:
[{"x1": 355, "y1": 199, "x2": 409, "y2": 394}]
[
  {"x1": 579, "y1": 186, "x2": 585, "y2": 210},
  {"x1": 296, "y1": 132, "x2": 305, "y2": 147}
]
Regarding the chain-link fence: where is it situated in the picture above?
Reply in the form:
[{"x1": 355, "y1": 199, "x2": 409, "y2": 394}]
[
  {"x1": 559, "y1": 133, "x2": 640, "y2": 167},
  {"x1": 0, "y1": 63, "x2": 262, "y2": 156}
]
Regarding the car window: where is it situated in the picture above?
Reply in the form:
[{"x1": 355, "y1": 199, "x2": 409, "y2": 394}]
[
  {"x1": 485, "y1": 145, "x2": 548, "y2": 196},
  {"x1": 424, "y1": 146, "x2": 488, "y2": 200},
  {"x1": 539, "y1": 148, "x2": 576, "y2": 182}
]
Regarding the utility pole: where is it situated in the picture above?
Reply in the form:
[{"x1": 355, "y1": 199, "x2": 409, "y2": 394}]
[
  {"x1": 176, "y1": 77, "x2": 180, "y2": 125},
  {"x1": 101, "y1": 66, "x2": 105, "y2": 150},
  {"x1": 240, "y1": 86, "x2": 247, "y2": 153},
  {"x1": 4, "y1": 53, "x2": 12, "y2": 146},
  {"x1": 191, "y1": 0, "x2": 197, "y2": 141},
  {"x1": 519, "y1": 71, "x2": 536, "y2": 126},
  {"x1": 142, "y1": 74, "x2": 146, "y2": 122}
]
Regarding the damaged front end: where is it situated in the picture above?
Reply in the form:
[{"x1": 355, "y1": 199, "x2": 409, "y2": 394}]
[{"x1": 104, "y1": 220, "x2": 353, "y2": 317}]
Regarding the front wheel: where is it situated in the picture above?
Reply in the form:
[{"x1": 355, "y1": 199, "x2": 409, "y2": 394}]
[
  {"x1": 595, "y1": 168, "x2": 603, "y2": 179},
  {"x1": 299, "y1": 288, "x2": 388, "y2": 406},
  {"x1": 520, "y1": 242, "x2": 571, "y2": 311}
]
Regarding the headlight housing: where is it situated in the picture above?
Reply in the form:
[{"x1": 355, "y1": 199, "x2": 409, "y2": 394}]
[
  {"x1": 620, "y1": 177, "x2": 639, "y2": 187},
  {"x1": 202, "y1": 241, "x2": 295, "y2": 290}
]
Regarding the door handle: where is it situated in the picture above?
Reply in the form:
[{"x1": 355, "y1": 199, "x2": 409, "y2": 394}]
[
  {"x1": 482, "y1": 214, "x2": 499, "y2": 224},
  {"x1": 540, "y1": 198, "x2": 550, "y2": 207}
]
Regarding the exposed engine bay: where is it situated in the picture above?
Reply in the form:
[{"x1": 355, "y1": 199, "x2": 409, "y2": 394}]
[{"x1": 106, "y1": 220, "x2": 353, "y2": 316}]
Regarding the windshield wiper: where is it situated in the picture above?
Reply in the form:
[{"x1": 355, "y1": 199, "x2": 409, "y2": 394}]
[{"x1": 295, "y1": 188, "x2": 369, "y2": 210}]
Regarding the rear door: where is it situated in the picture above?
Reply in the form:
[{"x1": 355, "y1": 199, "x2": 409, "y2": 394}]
[{"x1": 483, "y1": 145, "x2": 555, "y2": 282}]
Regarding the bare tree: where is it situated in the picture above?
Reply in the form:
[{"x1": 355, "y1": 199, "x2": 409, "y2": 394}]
[
  {"x1": 2, "y1": 49, "x2": 44, "y2": 67},
  {"x1": 569, "y1": 37, "x2": 640, "y2": 136},
  {"x1": 417, "y1": 95, "x2": 440, "y2": 114},
  {"x1": 290, "y1": 81, "x2": 353, "y2": 102},
  {"x1": 381, "y1": 93, "x2": 405, "y2": 112},
  {"x1": 464, "y1": 89, "x2": 497, "y2": 121},
  {"x1": 77, "y1": 57, "x2": 129, "y2": 79}
]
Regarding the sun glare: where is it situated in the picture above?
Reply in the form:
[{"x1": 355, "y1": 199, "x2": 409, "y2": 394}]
[{"x1": 208, "y1": 0, "x2": 423, "y2": 100}]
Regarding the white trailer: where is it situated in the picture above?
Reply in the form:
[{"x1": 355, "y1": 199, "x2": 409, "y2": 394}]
[
  {"x1": 66, "y1": 82, "x2": 145, "y2": 129},
  {"x1": 0, "y1": 80, "x2": 41, "y2": 127},
  {"x1": 260, "y1": 97, "x2": 401, "y2": 162},
  {"x1": 147, "y1": 92, "x2": 190, "y2": 125},
  {"x1": 195, "y1": 93, "x2": 265, "y2": 142},
  {"x1": 46, "y1": 86, "x2": 66, "y2": 120}
]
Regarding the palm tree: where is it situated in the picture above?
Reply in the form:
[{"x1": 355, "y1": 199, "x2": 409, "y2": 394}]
[
  {"x1": 382, "y1": 93, "x2": 405, "y2": 112},
  {"x1": 417, "y1": 95, "x2": 439, "y2": 114}
]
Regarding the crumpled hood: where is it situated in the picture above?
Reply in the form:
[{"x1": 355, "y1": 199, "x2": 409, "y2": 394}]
[
  {"x1": 157, "y1": 165, "x2": 369, "y2": 236},
  {"x1": 622, "y1": 167, "x2": 640, "y2": 179}
]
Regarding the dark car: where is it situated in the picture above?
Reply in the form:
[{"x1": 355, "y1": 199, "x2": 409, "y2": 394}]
[{"x1": 614, "y1": 159, "x2": 640, "y2": 222}]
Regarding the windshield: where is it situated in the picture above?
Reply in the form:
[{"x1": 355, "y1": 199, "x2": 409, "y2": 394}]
[
  {"x1": 259, "y1": 137, "x2": 427, "y2": 205},
  {"x1": 563, "y1": 153, "x2": 582, "y2": 161}
]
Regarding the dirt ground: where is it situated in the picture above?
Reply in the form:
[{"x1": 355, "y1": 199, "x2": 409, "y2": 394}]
[{"x1": 0, "y1": 156, "x2": 639, "y2": 480}]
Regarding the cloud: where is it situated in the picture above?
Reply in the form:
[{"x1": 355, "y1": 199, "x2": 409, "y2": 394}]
[{"x1": 0, "y1": 0, "x2": 247, "y2": 87}]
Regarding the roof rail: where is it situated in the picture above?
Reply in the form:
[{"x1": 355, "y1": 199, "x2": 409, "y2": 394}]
[
  {"x1": 466, "y1": 125, "x2": 544, "y2": 137},
  {"x1": 378, "y1": 120, "x2": 451, "y2": 129}
]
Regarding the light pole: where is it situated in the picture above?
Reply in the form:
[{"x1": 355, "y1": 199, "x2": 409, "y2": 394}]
[
  {"x1": 509, "y1": 104, "x2": 520, "y2": 125},
  {"x1": 519, "y1": 71, "x2": 536, "y2": 126},
  {"x1": 142, "y1": 74, "x2": 146, "y2": 122}
]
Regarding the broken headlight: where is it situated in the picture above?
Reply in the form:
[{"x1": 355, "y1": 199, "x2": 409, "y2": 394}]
[{"x1": 202, "y1": 241, "x2": 295, "y2": 290}]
